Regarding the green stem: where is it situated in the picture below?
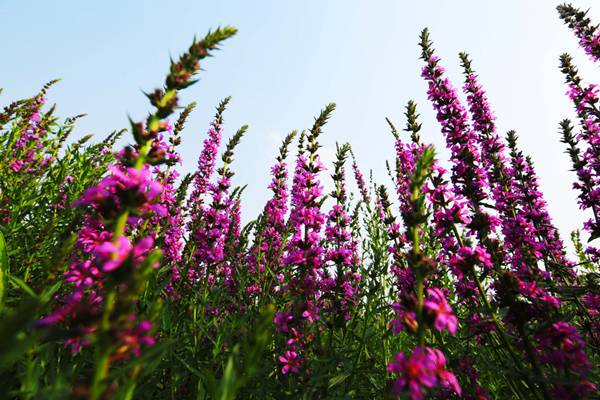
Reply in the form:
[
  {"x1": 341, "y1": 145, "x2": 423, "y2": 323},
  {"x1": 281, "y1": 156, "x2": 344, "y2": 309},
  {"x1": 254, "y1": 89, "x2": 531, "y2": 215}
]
[
  {"x1": 90, "y1": 291, "x2": 117, "y2": 400},
  {"x1": 416, "y1": 272, "x2": 424, "y2": 347},
  {"x1": 472, "y1": 273, "x2": 522, "y2": 369},
  {"x1": 410, "y1": 185, "x2": 425, "y2": 348},
  {"x1": 122, "y1": 365, "x2": 143, "y2": 400},
  {"x1": 90, "y1": 139, "x2": 154, "y2": 398},
  {"x1": 516, "y1": 322, "x2": 552, "y2": 400}
]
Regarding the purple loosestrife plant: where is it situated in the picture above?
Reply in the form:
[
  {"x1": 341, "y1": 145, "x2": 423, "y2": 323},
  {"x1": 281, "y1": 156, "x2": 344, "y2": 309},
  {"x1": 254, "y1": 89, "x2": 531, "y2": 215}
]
[
  {"x1": 155, "y1": 102, "x2": 196, "y2": 270},
  {"x1": 189, "y1": 98, "x2": 230, "y2": 207},
  {"x1": 2, "y1": 5, "x2": 600, "y2": 399},
  {"x1": 421, "y1": 33, "x2": 577, "y2": 399},
  {"x1": 276, "y1": 104, "x2": 334, "y2": 379},
  {"x1": 557, "y1": 3, "x2": 600, "y2": 356},
  {"x1": 188, "y1": 123, "x2": 247, "y2": 313},
  {"x1": 418, "y1": 42, "x2": 527, "y2": 370},
  {"x1": 384, "y1": 114, "x2": 423, "y2": 299},
  {"x1": 461, "y1": 54, "x2": 578, "y2": 308},
  {"x1": 559, "y1": 53, "x2": 600, "y2": 254},
  {"x1": 322, "y1": 143, "x2": 361, "y2": 324},
  {"x1": 350, "y1": 149, "x2": 371, "y2": 205},
  {"x1": 462, "y1": 53, "x2": 571, "y2": 282},
  {"x1": 560, "y1": 118, "x2": 600, "y2": 255},
  {"x1": 249, "y1": 131, "x2": 296, "y2": 298},
  {"x1": 558, "y1": 4, "x2": 600, "y2": 62},
  {"x1": 506, "y1": 133, "x2": 572, "y2": 278},
  {"x1": 39, "y1": 27, "x2": 237, "y2": 400},
  {"x1": 183, "y1": 99, "x2": 229, "y2": 285},
  {"x1": 420, "y1": 30, "x2": 498, "y2": 242},
  {"x1": 387, "y1": 147, "x2": 461, "y2": 399}
]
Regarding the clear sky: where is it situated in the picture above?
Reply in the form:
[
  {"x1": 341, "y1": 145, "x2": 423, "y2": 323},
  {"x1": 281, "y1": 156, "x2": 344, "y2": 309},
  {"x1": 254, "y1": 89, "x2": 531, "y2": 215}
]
[{"x1": 1, "y1": 1, "x2": 599, "y2": 246}]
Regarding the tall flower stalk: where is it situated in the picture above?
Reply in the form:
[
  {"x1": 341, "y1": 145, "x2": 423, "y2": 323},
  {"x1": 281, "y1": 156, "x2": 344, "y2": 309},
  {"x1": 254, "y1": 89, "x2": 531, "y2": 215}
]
[
  {"x1": 558, "y1": 4, "x2": 600, "y2": 62},
  {"x1": 276, "y1": 104, "x2": 334, "y2": 379},
  {"x1": 387, "y1": 147, "x2": 461, "y2": 400},
  {"x1": 322, "y1": 143, "x2": 361, "y2": 324},
  {"x1": 250, "y1": 131, "x2": 296, "y2": 299},
  {"x1": 39, "y1": 27, "x2": 237, "y2": 399}
]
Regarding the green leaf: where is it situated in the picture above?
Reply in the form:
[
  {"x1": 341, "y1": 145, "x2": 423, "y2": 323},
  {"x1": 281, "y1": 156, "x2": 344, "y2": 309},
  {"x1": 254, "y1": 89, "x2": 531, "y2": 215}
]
[
  {"x1": 0, "y1": 230, "x2": 7, "y2": 312},
  {"x1": 8, "y1": 276, "x2": 37, "y2": 298},
  {"x1": 217, "y1": 354, "x2": 238, "y2": 400},
  {"x1": 328, "y1": 372, "x2": 351, "y2": 389},
  {"x1": 0, "y1": 299, "x2": 41, "y2": 368},
  {"x1": 588, "y1": 227, "x2": 600, "y2": 243}
]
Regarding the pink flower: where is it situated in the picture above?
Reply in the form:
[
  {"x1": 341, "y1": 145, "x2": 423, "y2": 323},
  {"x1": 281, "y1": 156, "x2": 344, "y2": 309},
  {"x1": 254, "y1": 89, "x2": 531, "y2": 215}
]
[
  {"x1": 387, "y1": 348, "x2": 437, "y2": 400},
  {"x1": 430, "y1": 348, "x2": 461, "y2": 395},
  {"x1": 301, "y1": 303, "x2": 320, "y2": 324},
  {"x1": 133, "y1": 235, "x2": 155, "y2": 265},
  {"x1": 387, "y1": 347, "x2": 460, "y2": 400},
  {"x1": 93, "y1": 236, "x2": 133, "y2": 272},
  {"x1": 424, "y1": 287, "x2": 458, "y2": 335},
  {"x1": 389, "y1": 302, "x2": 418, "y2": 334},
  {"x1": 274, "y1": 312, "x2": 294, "y2": 333},
  {"x1": 279, "y1": 350, "x2": 300, "y2": 375},
  {"x1": 113, "y1": 319, "x2": 156, "y2": 360}
]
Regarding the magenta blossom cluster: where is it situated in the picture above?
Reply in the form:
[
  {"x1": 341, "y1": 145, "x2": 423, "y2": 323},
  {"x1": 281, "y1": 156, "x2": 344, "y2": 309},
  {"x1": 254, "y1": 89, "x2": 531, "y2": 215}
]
[
  {"x1": 248, "y1": 132, "x2": 295, "y2": 296},
  {"x1": 276, "y1": 152, "x2": 326, "y2": 374},
  {"x1": 322, "y1": 144, "x2": 361, "y2": 322},
  {"x1": 275, "y1": 106, "x2": 334, "y2": 377},
  {"x1": 461, "y1": 65, "x2": 539, "y2": 273},
  {"x1": 39, "y1": 114, "x2": 186, "y2": 359},
  {"x1": 558, "y1": 4, "x2": 600, "y2": 62},
  {"x1": 191, "y1": 173, "x2": 234, "y2": 282},
  {"x1": 387, "y1": 347, "x2": 461, "y2": 400},
  {"x1": 189, "y1": 119, "x2": 223, "y2": 207},
  {"x1": 382, "y1": 136, "x2": 460, "y2": 399},
  {"x1": 388, "y1": 132, "x2": 423, "y2": 295},
  {"x1": 323, "y1": 202, "x2": 361, "y2": 319},
  {"x1": 8, "y1": 95, "x2": 53, "y2": 176},
  {"x1": 564, "y1": 80, "x2": 600, "y2": 256},
  {"x1": 461, "y1": 56, "x2": 574, "y2": 337},
  {"x1": 184, "y1": 117, "x2": 224, "y2": 285},
  {"x1": 177, "y1": 107, "x2": 247, "y2": 319},
  {"x1": 421, "y1": 53, "x2": 496, "y2": 239},
  {"x1": 389, "y1": 287, "x2": 457, "y2": 336},
  {"x1": 414, "y1": 28, "x2": 597, "y2": 398},
  {"x1": 536, "y1": 322, "x2": 596, "y2": 397},
  {"x1": 40, "y1": 163, "x2": 164, "y2": 353}
]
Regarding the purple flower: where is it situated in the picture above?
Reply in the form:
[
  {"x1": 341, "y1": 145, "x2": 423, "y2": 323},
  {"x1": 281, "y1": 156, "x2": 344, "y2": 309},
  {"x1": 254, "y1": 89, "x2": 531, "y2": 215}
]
[
  {"x1": 448, "y1": 246, "x2": 492, "y2": 281},
  {"x1": 93, "y1": 236, "x2": 133, "y2": 272},
  {"x1": 279, "y1": 350, "x2": 300, "y2": 375},
  {"x1": 424, "y1": 288, "x2": 458, "y2": 335},
  {"x1": 112, "y1": 319, "x2": 156, "y2": 360},
  {"x1": 189, "y1": 119, "x2": 223, "y2": 205},
  {"x1": 537, "y1": 322, "x2": 591, "y2": 374},
  {"x1": 274, "y1": 312, "x2": 294, "y2": 333},
  {"x1": 421, "y1": 52, "x2": 489, "y2": 221},
  {"x1": 322, "y1": 145, "x2": 361, "y2": 320},
  {"x1": 389, "y1": 302, "x2": 418, "y2": 334},
  {"x1": 387, "y1": 347, "x2": 460, "y2": 400},
  {"x1": 248, "y1": 133, "x2": 294, "y2": 290},
  {"x1": 558, "y1": 4, "x2": 600, "y2": 62},
  {"x1": 75, "y1": 165, "x2": 165, "y2": 219},
  {"x1": 351, "y1": 156, "x2": 370, "y2": 204}
]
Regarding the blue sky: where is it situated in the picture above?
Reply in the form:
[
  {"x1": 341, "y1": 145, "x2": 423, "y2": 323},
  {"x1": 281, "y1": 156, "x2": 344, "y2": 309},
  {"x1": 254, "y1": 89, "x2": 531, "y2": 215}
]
[{"x1": 1, "y1": 1, "x2": 598, "y2": 244}]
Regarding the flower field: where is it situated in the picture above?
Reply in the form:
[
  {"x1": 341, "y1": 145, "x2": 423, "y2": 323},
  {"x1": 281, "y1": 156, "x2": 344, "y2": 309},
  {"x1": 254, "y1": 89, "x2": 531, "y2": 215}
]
[{"x1": 0, "y1": 4, "x2": 599, "y2": 399}]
